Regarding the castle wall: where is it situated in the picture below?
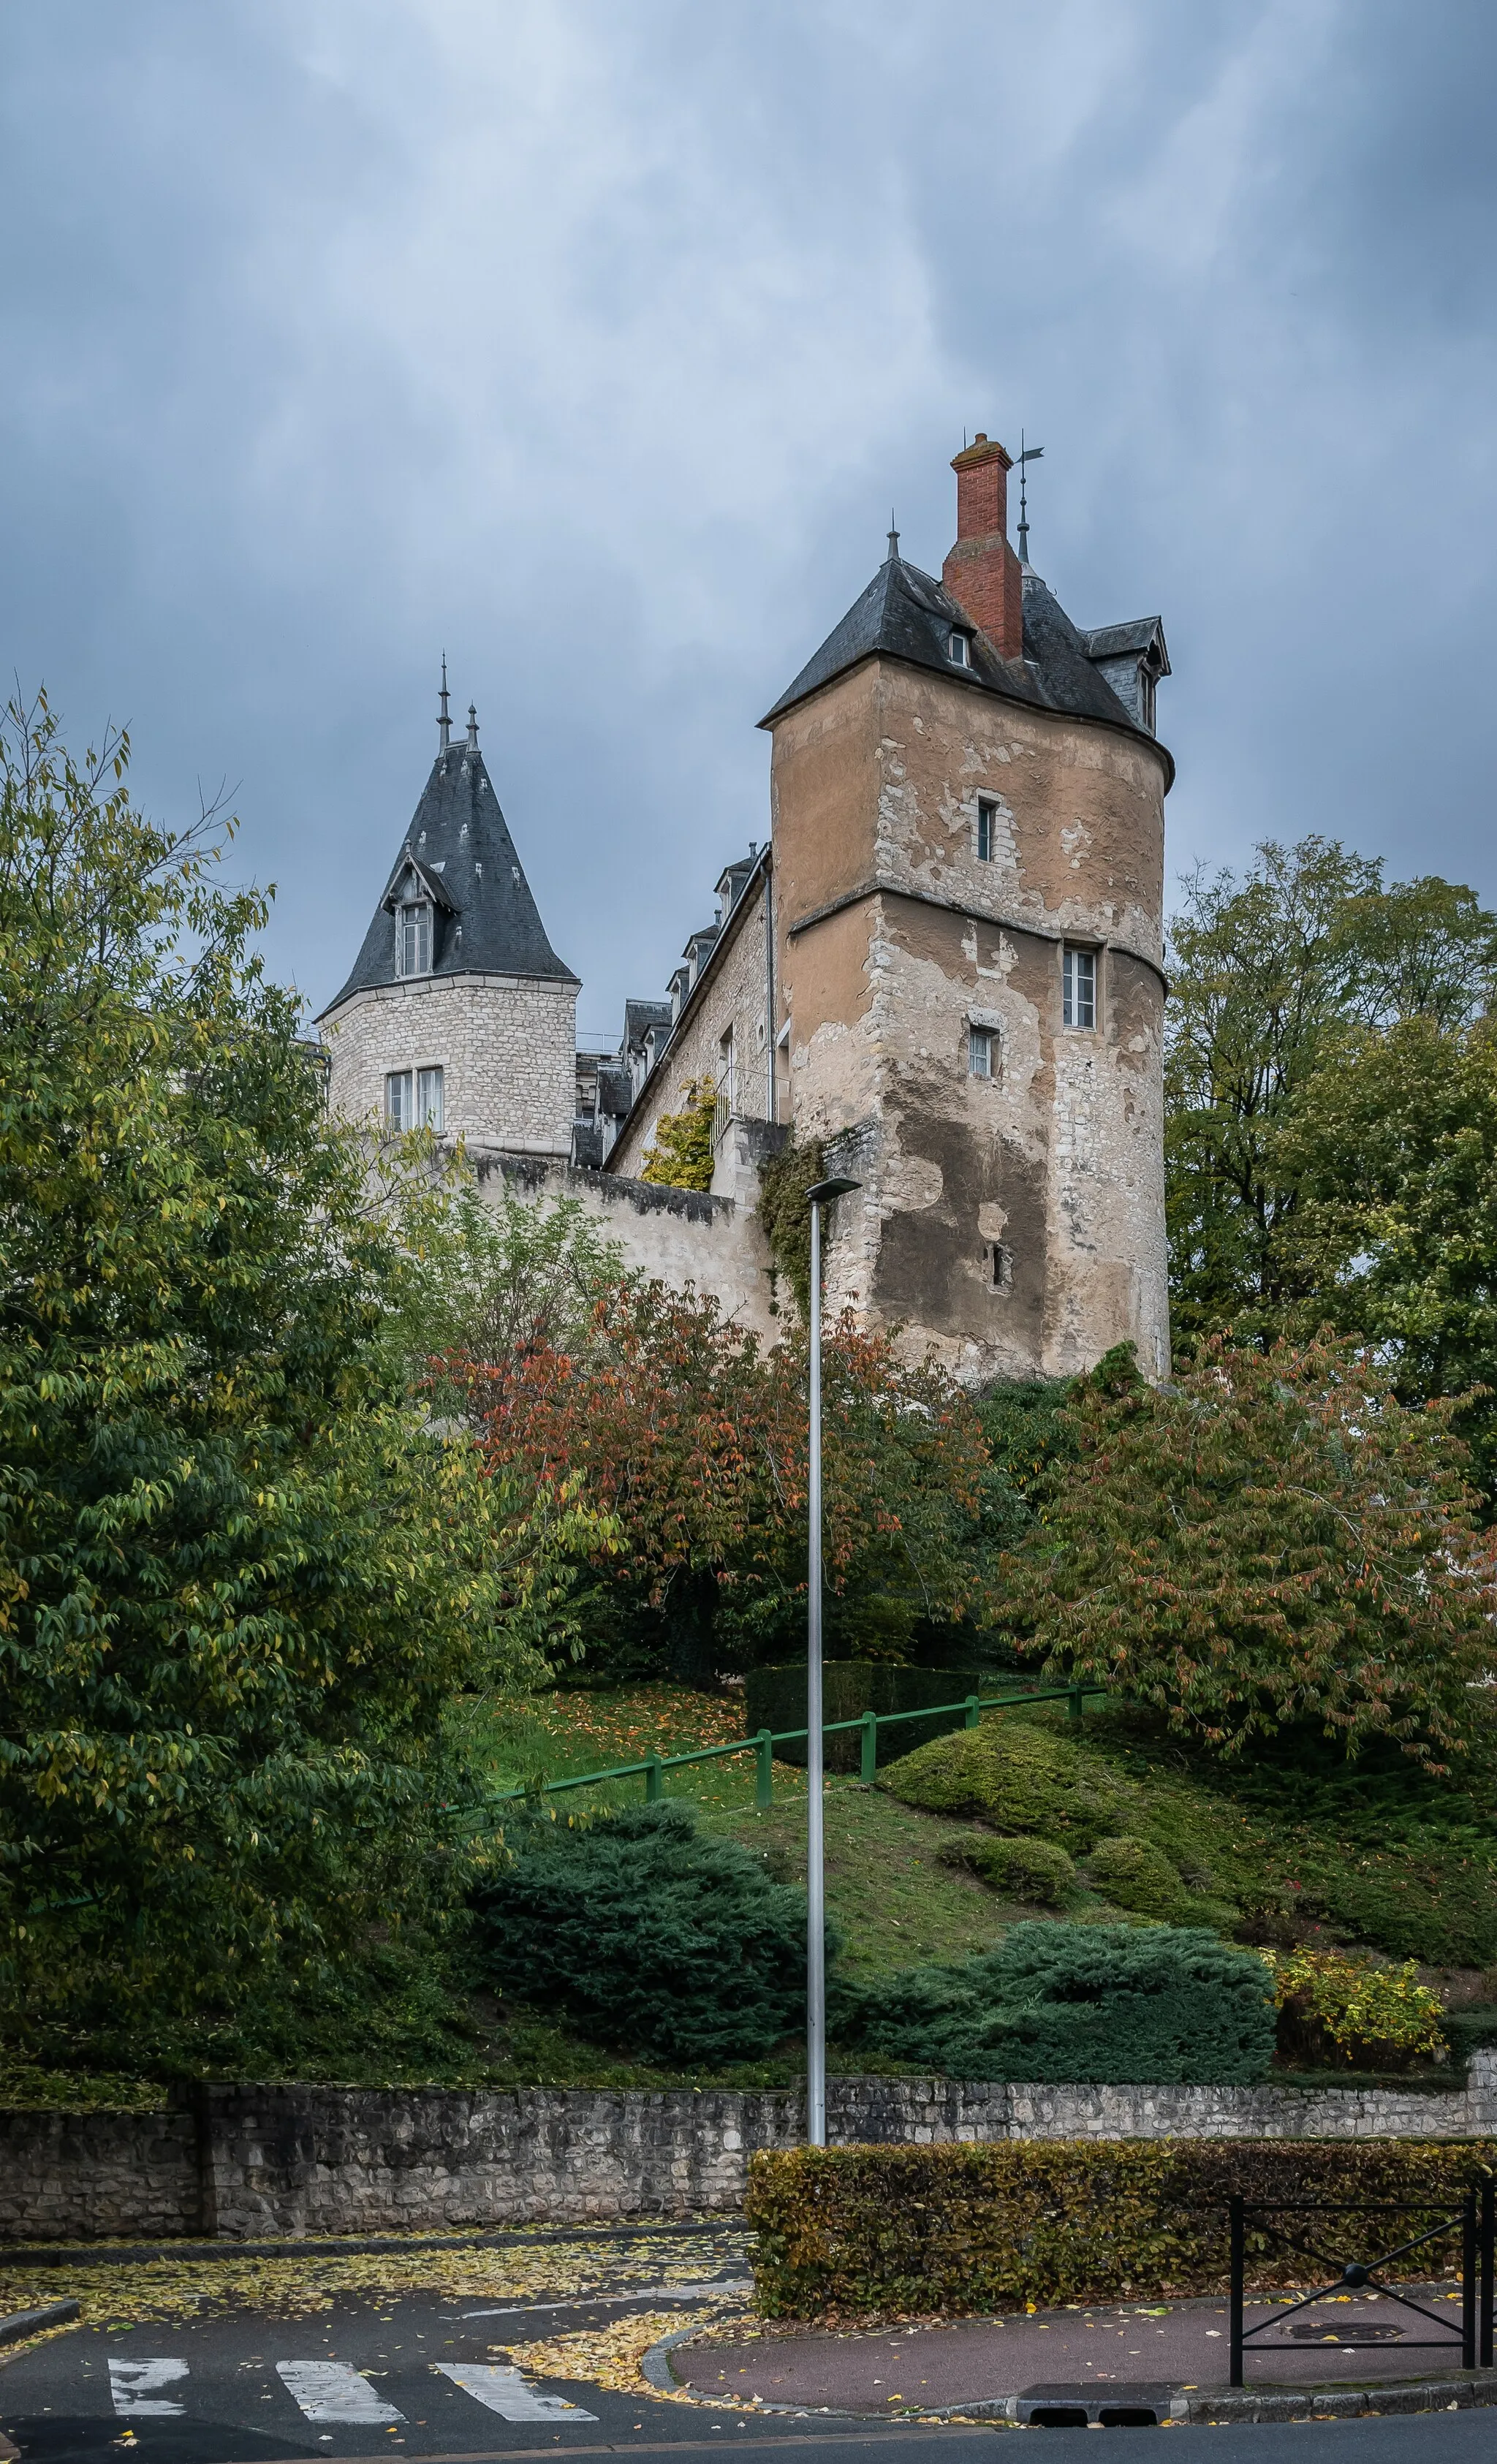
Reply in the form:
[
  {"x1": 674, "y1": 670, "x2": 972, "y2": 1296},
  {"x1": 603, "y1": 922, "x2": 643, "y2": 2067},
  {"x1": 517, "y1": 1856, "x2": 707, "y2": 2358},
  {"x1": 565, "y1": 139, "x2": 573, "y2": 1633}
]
[
  {"x1": 770, "y1": 657, "x2": 1170, "y2": 1382},
  {"x1": 321, "y1": 973, "x2": 577, "y2": 1158},
  {"x1": 608, "y1": 872, "x2": 775, "y2": 1189},
  {"x1": 466, "y1": 1150, "x2": 779, "y2": 1341}
]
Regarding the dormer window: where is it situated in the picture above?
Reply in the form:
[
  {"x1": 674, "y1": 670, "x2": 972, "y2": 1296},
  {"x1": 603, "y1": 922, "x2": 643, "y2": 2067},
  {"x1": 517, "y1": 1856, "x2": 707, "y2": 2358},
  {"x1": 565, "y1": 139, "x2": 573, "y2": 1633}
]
[
  {"x1": 948, "y1": 629, "x2": 972, "y2": 667},
  {"x1": 396, "y1": 899, "x2": 432, "y2": 977}
]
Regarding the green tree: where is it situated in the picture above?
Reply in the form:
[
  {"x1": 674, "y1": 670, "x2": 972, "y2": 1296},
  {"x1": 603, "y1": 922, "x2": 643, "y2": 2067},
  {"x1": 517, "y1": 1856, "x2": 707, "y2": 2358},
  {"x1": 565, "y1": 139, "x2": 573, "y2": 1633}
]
[
  {"x1": 1281, "y1": 1015, "x2": 1497, "y2": 1490},
  {"x1": 0, "y1": 697, "x2": 594, "y2": 2029},
  {"x1": 1003, "y1": 1336, "x2": 1495, "y2": 1770},
  {"x1": 1164, "y1": 840, "x2": 1497, "y2": 1348}
]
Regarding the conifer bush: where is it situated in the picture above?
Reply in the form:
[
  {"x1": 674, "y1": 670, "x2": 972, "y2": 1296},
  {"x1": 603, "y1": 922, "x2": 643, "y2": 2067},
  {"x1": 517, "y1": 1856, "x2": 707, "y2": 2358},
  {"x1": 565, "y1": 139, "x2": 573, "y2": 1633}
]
[
  {"x1": 469, "y1": 1802, "x2": 818, "y2": 2064},
  {"x1": 880, "y1": 1717, "x2": 1132, "y2": 1848},
  {"x1": 836, "y1": 1922, "x2": 1277, "y2": 2085}
]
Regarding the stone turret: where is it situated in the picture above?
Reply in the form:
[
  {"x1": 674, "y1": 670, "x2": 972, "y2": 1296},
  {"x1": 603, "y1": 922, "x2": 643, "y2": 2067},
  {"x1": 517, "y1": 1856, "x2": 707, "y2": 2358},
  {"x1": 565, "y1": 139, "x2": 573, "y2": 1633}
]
[{"x1": 318, "y1": 684, "x2": 579, "y2": 1156}]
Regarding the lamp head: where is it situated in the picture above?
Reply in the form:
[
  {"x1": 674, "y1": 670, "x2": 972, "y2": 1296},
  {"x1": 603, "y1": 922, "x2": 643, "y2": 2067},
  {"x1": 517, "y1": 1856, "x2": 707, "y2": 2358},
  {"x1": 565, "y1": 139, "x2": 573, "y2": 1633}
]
[{"x1": 806, "y1": 1177, "x2": 861, "y2": 1205}]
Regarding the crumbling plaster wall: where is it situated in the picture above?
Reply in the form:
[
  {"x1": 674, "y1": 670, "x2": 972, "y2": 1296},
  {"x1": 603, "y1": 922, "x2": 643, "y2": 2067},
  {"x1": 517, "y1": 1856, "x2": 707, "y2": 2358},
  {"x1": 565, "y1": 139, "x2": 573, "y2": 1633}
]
[
  {"x1": 465, "y1": 1149, "x2": 778, "y2": 1341},
  {"x1": 322, "y1": 974, "x2": 577, "y2": 1159},
  {"x1": 608, "y1": 873, "x2": 775, "y2": 1191},
  {"x1": 769, "y1": 657, "x2": 1170, "y2": 1383}
]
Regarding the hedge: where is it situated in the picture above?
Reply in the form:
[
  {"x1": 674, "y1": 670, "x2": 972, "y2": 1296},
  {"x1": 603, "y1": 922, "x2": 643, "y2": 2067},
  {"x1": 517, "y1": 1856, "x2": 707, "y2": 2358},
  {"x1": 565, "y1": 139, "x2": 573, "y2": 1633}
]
[{"x1": 745, "y1": 2138, "x2": 1497, "y2": 2319}]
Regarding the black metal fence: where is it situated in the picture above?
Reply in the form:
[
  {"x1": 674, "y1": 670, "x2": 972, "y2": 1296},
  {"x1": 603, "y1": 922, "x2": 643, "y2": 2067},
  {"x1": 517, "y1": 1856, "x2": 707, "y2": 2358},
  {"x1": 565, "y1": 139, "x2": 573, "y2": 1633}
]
[{"x1": 1229, "y1": 2185, "x2": 1496, "y2": 2387}]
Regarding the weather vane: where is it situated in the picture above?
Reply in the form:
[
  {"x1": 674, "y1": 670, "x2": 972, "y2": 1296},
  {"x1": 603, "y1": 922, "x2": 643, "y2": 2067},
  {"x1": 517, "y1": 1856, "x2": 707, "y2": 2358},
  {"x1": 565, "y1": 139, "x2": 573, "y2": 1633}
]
[{"x1": 1016, "y1": 430, "x2": 1045, "y2": 566}]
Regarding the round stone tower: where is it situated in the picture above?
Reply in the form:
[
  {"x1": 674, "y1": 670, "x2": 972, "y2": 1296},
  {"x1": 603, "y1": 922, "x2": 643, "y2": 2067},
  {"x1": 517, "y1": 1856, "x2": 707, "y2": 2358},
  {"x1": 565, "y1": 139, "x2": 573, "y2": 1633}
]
[{"x1": 318, "y1": 673, "x2": 579, "y2": 1157}]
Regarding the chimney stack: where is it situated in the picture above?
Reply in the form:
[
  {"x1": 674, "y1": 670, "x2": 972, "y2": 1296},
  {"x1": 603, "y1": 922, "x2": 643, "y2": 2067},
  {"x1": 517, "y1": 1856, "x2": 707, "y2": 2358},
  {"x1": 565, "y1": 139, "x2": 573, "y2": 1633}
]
[{"x1": 942, "y1": 433, "x2": 1024, "y2": 662}]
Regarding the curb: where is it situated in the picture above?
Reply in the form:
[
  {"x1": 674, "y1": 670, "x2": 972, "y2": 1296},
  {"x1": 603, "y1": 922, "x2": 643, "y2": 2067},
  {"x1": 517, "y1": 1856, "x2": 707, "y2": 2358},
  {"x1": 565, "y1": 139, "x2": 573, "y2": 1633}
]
[{"x1": 0, "y1": 2302, "x2": 81, "y2": 2348}]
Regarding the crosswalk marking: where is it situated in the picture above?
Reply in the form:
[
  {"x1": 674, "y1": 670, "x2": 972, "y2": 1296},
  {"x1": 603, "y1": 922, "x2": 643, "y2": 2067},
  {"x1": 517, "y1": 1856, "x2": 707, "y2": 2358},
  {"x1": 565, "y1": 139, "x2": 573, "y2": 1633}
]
[
  {"x1": 434, "y1": 2363, "x2": 598, "y2": 2422},
  {"x1": 108, "y1": 2359, "x2": 189, "y2": 2416},
  {"x1": 276, "y1": 2360, "x2": 404, "y2": 2424}
]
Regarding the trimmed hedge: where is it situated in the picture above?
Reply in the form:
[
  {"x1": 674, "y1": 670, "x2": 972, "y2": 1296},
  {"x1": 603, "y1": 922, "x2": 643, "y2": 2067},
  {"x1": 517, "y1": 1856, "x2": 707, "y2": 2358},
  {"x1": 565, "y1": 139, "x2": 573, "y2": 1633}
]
[{"x1": 746, "y1": 2137, "x2": 1497, "y2": 2319}]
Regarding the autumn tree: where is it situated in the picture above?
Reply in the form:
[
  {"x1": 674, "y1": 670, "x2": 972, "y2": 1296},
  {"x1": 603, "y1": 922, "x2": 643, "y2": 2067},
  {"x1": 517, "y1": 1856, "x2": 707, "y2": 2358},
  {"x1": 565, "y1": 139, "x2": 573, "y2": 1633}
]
[
  {"x1": 456, "y1": 1278, "x2": 1002, "y2": 1678},
  {"x1": 1004, "y1": 1338, "x2": 1496, "y2": 1770}
]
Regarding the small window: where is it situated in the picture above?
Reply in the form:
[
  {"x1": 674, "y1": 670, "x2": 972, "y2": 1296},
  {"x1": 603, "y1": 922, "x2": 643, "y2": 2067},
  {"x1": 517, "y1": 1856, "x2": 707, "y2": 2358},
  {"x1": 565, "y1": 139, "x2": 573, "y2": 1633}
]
[
  {"x1": 988, "y1": 1243, "x2": 1013, "y2": 1292},
  {"x1": 949, "y1": 629, "x2": 971, "y2": 667},
  {"x1": 396, "y1": 899, "x2": 433, "y2": 977},
  {"x1": 1062, "y1": 944, "x2": 1097, "y2": 1030},
  {"x1": 969, "y1": 1025, "x2": 994, "y2": 1078},
  {"x1": 385, "y1": 1070, "x2": 412, "y2": 1131},
  {"x1": 977, "y1": 797, "x2": 998, "y2": 863},
  {"x1": 416, "y1": 1065, "x2": 444, "y2": 1131}
]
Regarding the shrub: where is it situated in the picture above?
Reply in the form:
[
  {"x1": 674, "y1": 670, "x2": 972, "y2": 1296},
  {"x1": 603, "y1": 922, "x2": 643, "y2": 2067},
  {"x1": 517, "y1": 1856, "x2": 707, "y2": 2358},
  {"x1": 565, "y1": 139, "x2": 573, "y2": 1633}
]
[
  {"x1": 1267, "y1": 1944, "x2": 1447, "y2": 2071},
  {"x1": 939, "y1": 1833, "x2": 1077, "y2": 1906},
  {"x1": 1081, "y1": 1835, "x2": 1237, "y2": 1930},
  {"x1": 640, "y1": 1078, "x2": 716, "y2": 1190},
  {"x1": 469, "y1": 1802, "x2": 819, "y2": 2065},
  {"x1": 746, "y1": 2138, "x2": 1497, "y2": 2319},
  {"x1": 880, "y1": 1718, "x2": 1132, "y2": 1849},
  {"x1": 835, "y1": 1922, "x2": 1277, "y2": 2085}
]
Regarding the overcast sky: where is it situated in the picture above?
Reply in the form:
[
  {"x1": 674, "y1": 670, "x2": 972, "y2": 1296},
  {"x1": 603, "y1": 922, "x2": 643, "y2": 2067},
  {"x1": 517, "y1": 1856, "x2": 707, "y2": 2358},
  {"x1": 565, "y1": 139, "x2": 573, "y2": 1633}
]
[{"x1": 2, "y1": 0, "x2": 1493, "y2": 1036}]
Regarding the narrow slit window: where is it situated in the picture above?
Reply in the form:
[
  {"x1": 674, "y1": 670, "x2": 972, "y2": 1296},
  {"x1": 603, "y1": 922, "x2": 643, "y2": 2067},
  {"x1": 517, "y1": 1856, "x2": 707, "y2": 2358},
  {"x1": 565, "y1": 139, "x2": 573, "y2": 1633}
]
[
  {"x1": 384, "y1": 1071, "x2": 412, "y2": 1132},
  {"x1": 977, "y1": 797, "x2": 997, "y2": 863},
  {"x1": 969, "y1": 1025, "x2": 994, "y2": 1078},
  {"x1": 1062, "y1": 945, "x2": 1096, "y2": 1030},
  {"x1": 416, "y1": 1066, "x2": 444, "y2": 1131}
]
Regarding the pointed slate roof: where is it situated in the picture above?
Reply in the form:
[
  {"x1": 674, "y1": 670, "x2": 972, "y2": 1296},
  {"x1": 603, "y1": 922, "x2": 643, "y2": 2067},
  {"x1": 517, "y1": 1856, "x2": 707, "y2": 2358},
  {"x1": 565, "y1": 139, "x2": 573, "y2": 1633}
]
[
  {"x1": 320, "y1": 743, "x2": 577, "y2": 1015},
  {"x1": 759, "y1": 552, "x2": 1172, "y2": 778}
]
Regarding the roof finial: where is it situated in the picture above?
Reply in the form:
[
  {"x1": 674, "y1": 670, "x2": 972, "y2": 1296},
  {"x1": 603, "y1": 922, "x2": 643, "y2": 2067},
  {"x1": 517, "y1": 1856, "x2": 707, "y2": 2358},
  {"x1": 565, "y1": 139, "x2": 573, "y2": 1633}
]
[
  {"x1": 437, "y1": 654, "x2": 452, "y2": 751},
  {"x1": 1016, "y1": 430, "x2": 1045, "y2": 569},
  {"x1": 886, "y1": 510, "x2": 900, "y2": 563},
  {"x1": 466, "y1": 702, "x2": 479, "y2": 750}
]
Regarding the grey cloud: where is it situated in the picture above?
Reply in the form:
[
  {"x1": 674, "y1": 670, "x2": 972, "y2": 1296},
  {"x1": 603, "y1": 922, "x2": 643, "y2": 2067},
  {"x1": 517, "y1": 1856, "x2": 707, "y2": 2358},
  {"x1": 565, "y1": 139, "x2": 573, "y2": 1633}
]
[{"x1": 0, "y1": 0, "x2": 1493, "y2": 1040}]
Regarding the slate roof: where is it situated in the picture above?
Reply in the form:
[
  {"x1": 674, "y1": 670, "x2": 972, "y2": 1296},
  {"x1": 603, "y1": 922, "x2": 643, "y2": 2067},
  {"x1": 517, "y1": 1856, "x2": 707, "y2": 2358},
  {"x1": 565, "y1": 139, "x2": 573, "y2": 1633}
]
[
  {"x1": 321, "y1": 744, "x2": 576, "y2": 1015},
  {"x1": 1082, "y1": 615, "x2": 1168, "y2": 664},
  {"x1": 759, "y1": 551, "x2": 1168, "y2": 762}
]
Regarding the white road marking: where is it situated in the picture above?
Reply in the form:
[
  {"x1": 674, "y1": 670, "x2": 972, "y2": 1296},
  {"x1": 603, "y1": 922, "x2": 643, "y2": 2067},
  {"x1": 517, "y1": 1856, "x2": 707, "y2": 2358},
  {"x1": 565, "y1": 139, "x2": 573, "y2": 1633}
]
[
  {"x1": 108, "y1": 2360, "x2": 189, "y2": 2416},
  {"x1": 434, "y1": 2363, "x2": 598, "y2": 2422},
  {"x1": 276, "y1": 2361, "x2": 404, "y2": 2424}
]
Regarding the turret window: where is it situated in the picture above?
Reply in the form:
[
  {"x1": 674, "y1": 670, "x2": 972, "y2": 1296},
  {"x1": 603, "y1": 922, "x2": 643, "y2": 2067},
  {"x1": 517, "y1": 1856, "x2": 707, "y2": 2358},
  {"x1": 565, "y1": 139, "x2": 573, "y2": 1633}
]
[
  {"x1": 1062, "y1": 944, "x2": 1097, "y2": 1030},
  {"x1": 396, "y1": 899, "x2": 433, "y2": 977},
  {"x1": 417, "y1": 1066, "x2": 444, "y2": 1131},
  {"x1": 385, "y1": 1071, "x2": 412, "y2": 1131},
  {"x1": 977, "y1": 797, "x2": 998, "y2": 862}
]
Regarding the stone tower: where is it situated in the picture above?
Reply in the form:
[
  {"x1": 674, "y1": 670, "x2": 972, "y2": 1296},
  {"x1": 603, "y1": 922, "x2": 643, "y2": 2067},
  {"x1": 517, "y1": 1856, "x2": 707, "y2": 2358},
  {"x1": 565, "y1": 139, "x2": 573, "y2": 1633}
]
[
  {"x1": 318, "y1": 677, "x2": 578, "y2": 1155},
  {"x1": 759, "y1": 434, "x2": 1172, "y2": 1381}
]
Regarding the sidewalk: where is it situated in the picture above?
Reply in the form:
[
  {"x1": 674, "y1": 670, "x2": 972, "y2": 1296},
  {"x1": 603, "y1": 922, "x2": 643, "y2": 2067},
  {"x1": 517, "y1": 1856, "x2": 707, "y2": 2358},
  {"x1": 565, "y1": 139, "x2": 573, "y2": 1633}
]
[{"x1": 676, "y1": 2283, "x2": 1477, "y2": 2416}]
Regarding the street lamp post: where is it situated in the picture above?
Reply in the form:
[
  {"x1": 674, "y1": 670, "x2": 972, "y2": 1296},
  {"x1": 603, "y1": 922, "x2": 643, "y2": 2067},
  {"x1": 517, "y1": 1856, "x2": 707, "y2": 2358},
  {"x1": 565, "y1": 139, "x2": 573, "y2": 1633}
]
[{"x1": 803, "y1": 1173, "x2": 861, "y2": 2149}]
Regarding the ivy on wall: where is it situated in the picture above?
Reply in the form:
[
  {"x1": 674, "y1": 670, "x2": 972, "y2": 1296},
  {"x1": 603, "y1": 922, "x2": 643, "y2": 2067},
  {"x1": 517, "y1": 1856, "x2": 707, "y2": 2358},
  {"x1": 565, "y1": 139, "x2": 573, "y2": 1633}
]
[
  {"x1": 640, "y1": 1077, "x2": 716, "y2": 1191},
  {"x1": 755, "y1": 1137, "x2": 827, "y2": 1319}
]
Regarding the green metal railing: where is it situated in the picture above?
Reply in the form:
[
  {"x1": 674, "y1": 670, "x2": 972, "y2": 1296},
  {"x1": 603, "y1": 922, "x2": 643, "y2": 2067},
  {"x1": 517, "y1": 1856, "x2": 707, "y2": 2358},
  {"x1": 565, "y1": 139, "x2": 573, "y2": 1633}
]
[{"x1": 455, "y1": 1681, "x2": 1105, "y2": 1827}]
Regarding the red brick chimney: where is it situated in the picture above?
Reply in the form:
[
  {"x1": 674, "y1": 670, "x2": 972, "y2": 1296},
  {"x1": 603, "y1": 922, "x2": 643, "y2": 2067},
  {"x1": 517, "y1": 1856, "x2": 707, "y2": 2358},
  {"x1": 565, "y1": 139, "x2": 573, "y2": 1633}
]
[{"x1": 942, "y1": 433, "x2": 1024, "y2": 662}]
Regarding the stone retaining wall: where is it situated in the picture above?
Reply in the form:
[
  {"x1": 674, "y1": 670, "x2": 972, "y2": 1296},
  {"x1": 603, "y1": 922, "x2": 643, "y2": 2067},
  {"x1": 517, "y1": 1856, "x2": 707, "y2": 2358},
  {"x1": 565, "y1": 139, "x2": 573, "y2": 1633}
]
[{"x1": 4, "y1": 2060, "x2": 1496, "y2": 2243}]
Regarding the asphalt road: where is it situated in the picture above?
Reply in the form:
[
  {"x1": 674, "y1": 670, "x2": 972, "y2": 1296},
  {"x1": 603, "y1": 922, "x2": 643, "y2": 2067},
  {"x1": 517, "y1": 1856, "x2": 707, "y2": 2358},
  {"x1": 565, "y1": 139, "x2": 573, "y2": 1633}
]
[{"x1": 4, "y1": 2291, "x2": 1496, "y2": 2464}]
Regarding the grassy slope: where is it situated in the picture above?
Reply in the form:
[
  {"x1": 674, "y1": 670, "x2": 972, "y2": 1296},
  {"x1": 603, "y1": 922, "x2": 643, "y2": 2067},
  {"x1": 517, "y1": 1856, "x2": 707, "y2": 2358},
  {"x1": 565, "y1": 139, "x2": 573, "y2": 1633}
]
[{"x1": 17, "y1": 1685, "x2": 1497, "y2": 2103}]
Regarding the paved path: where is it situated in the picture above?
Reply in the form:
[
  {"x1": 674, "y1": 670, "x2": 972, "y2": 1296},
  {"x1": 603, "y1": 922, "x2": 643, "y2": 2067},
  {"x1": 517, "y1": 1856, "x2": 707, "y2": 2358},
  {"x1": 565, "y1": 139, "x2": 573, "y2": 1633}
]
[{"x1": 680, "y1": 2283, "x2": 1475, "y2": 2416}]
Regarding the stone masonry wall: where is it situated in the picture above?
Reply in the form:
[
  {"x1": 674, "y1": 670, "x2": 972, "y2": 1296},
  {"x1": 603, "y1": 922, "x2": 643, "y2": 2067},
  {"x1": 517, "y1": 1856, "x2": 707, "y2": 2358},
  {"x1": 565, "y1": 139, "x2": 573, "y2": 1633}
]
[
  {"x1": 0, "y1": 2107, "x2": 202, "y2": 2243},
  {"x1": 468, "y1": 1150, "x2": 780, "y2": 1341},
  {"x1": 321, "y1": 974, "x2": 577, "y2": 1158},
  {"x1": 5, "y1": 2063, "x2": 1497, "y2": 2243}
]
